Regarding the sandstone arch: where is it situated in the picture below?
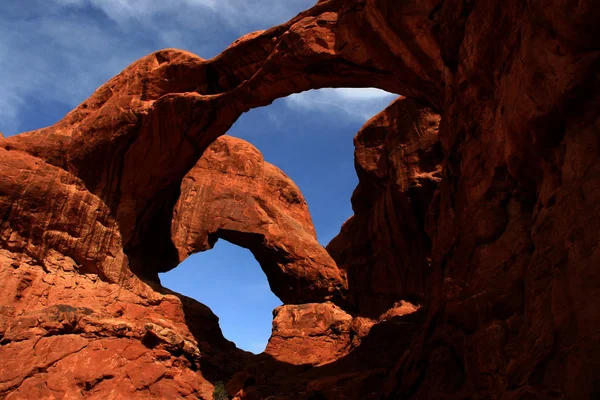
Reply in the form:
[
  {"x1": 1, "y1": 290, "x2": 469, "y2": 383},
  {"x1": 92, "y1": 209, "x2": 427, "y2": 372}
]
[
  {"x1": 0, "y1": 0, "x2": 445, "y2": 287},
  {"x1": 170, "y1": 135, "x2": 346, "y2": 305},
  {"x1": 0, "y1": 0, "x2": 598, "y2": 399}
]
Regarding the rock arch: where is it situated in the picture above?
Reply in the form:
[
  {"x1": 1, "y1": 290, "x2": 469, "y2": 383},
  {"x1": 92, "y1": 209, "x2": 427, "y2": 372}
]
[
  {"x1": 0, "y1": 0, "x2": 444, "y2": 288},
  {"x1": 170, "y1": 135, "x2": 346, "y2": 305},
  {"x1": 0, "y1": 0, "x2": 598, "y2": 399}
]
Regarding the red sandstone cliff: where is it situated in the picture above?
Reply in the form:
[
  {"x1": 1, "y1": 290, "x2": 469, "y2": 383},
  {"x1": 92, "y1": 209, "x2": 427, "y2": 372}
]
[
  {"x1": 328, "y1": 96, "x2": 443, "y2": 317},
  {"x1": 1, "y1": 0, "x2": 599, "y2": 399}
]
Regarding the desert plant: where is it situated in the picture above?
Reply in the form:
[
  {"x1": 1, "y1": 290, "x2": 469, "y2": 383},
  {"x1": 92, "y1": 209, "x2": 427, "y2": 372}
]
[{"x1": 213, "y1": 381, "x2": 228, "y2": 400}]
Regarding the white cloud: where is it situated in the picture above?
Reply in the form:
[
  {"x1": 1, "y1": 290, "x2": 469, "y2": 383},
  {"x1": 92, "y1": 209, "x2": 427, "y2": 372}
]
[
  {"x1": 55, "y1": 0, "x2": 214, "y2": 24},
  {"x1": 1, "y1": 1, "x2": 397, "y2": 136},
  {"x1": 285, "y1": 88, "x2": 397, "y2": 122},
  {"x1": 51, "y1": 0, "x2": 313, "y2": 29},
  {"x1": 332, "y1": 88, "x2": 398, "y2": 100},
  {"x1": 0, "y1": 12, "x2": 154, "y2": 135},
  {"x1": 0, "y1": 0, "x2": 316, "y2": 135}
]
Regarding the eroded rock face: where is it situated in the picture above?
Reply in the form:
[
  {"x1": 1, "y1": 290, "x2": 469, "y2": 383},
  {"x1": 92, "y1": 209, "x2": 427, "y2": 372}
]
[
  {"x1": 228, "y1": 300, "x2": 424, "y2": 399},
  {"x1": 328, "y1": 97, "x2": 443, "y2": 317},
  {"x1": 0, "y1": 0, "x2": 598, "y2": 399},
  {"x1": 0, "y1": 248, "x2": 244, "y2": 399},
  {"x1": 0, "y1": 0, "x2": 444, "y2": 285},
  {"x1": 171, "y1": 136, "x2": 346, "y2": 305},
  {"x1": 0, "y1": 130, "x2": 348, "y2": 398},
  {"x1": 0, "y1": 146, "x2": 130, "y2": 285},
  {"x1": 265, "y1": 303, "x2": 354, "y2": 367},
  {"x1": 385, "y1": 3, "x2": 600, "y2": 399}
]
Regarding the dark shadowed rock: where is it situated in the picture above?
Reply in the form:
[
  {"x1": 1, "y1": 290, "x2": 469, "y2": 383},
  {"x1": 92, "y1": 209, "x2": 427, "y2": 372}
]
[{"x1": 328, "y1": 97, "x2": 443, "y2": 317}]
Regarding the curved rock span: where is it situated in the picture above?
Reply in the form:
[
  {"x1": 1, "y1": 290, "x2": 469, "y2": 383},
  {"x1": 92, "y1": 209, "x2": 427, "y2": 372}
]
[
  {"x1": 1, "y1": 0, "x2": 599, "y2": 399},
  {"x1": 171, "y1": 135, "x2": 346, "y2": 305}
]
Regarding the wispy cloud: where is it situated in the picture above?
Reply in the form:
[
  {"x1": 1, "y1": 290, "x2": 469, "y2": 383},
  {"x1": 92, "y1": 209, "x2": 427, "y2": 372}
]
[
  {"x1": 0, "y1": 0, "x2": 314, "y2": 135},
  {"x1": 51, "y1": 0, "x2": 314, "y2": 32},
  {"x1": 1, "y1": 0, "x2": 396, "y2": 136},
  {"x1": 285, "y1": 88, "x2": 397, "y2": 122}
]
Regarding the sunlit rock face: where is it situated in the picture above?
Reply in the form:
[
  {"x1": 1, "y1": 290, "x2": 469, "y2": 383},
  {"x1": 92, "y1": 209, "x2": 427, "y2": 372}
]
[
  {"x1": 171, "y1": 135, "x2": 347, "y2": 306},
  {"x1": 1, "y1": 0, "x2": 598, "y2": 399}
]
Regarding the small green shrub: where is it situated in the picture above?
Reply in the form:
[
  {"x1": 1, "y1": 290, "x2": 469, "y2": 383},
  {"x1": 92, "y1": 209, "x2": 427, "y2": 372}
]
[{"x1": 213, "y1": 381, "x2": 228, "y2": 400}]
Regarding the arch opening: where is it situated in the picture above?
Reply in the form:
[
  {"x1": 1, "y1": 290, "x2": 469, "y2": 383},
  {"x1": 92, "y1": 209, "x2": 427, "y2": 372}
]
[
  {"x1": 227, "y1": 87, "x2": 398, "y2": 245},
  {"x1": 156, "y1": 87, "x2": 405, "y2": 352},
  {"x1": 159, "y1": 238, "x2": 282, "y2": 354}
]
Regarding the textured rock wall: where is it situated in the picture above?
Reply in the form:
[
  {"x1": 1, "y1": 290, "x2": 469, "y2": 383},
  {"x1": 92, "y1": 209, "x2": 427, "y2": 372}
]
[
  {"x1": 0, "y1": 130, "x2": 350, "y2": 398},
  {"x1": 0, "y1": 247, "x2": 245, "y2": 399},
  {"x1": 328, "y1": 97, "x2": 442, "y2": 317},
  {"x1": 0, "y1": 0, "x2": 445, "y2": 286},
  {"x1": 385, "y1": 1, "x2": 600, "y2": 398},
  {"x1": 0, "y1": 0, "x2": 598, "y2": 399}
]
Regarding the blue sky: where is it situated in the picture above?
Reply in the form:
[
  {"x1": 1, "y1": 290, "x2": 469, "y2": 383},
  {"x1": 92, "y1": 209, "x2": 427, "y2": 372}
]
[{"x1": 1, "y1": 0, "x2": 396, "y2": 353}]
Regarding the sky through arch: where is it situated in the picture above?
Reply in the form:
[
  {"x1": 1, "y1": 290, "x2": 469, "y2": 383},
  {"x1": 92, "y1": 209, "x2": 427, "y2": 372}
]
[
  {"x1": 160, "y1": 239, "x2": 281, "y2": 354},
  {"x1": 0, "y1": 0, "x2": 397, "y2": 352},
  {"x1": 160, "y1": 88, "x2": 395, "y2": 352}
]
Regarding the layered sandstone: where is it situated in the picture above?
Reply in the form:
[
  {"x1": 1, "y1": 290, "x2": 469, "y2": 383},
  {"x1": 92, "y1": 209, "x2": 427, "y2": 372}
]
[{"x1": 0, "y1": 0, "x2": 598, "y2": 399}]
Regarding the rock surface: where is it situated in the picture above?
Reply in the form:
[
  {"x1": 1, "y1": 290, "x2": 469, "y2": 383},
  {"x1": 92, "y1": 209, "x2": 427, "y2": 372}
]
[
  {"x1": 0, "y1": 131, "x2": 346, "y2": 398},
  {"x1": 0, "y1": 0, "x2": 599, "y2": 399},
  {"x1": 328, "y1": 97, "x2": 443, "y2": 317},
  {"x1": 265, "y1": 303, "x2": 354, "y2": 367},
  {"x1": 0, "y1": 248, "x2": 244, "y2": 399},
  {"x1": 228, "y1": 300, "x2": 424, "y2": 399},
  {"x1": 171, "y1": 136, "x2": 346, "y2": 305}
]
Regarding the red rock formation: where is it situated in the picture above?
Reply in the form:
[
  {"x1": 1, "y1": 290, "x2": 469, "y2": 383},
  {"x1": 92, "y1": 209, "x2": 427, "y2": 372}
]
[
  {"x1": 0, "y1": 145, "x2": 129, "y2": 284},
  {"x1": 0, "y1": 131, "x2": 347, "y2": 398},
  {"x1": 171, "y1": 136, "x2": 346, "y2": 305},
  {"x1": 228, "y1": 300, "x2": 424, "y2": 399},
  {"x1": 263, "y1": 300, "x2": 421, "y2": 368},
  {"x1": 384, "y1": 2, "x2": 600, "y2": 398},
  {"x1": 0, "y1": 247, "x2": 242, "y2": 399},
  {"x1": 0, "y1": 0, "x2": 598, "y2": 399},
  {"x1": 0, "y1": 0, "x2": 443, "y2": 286},
  {"x1": 265, "y1": 303, "x2": 354, "y2": 367},
  {"x1": 328, "y1": 96, "x2": 443, "y2": 317}
]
